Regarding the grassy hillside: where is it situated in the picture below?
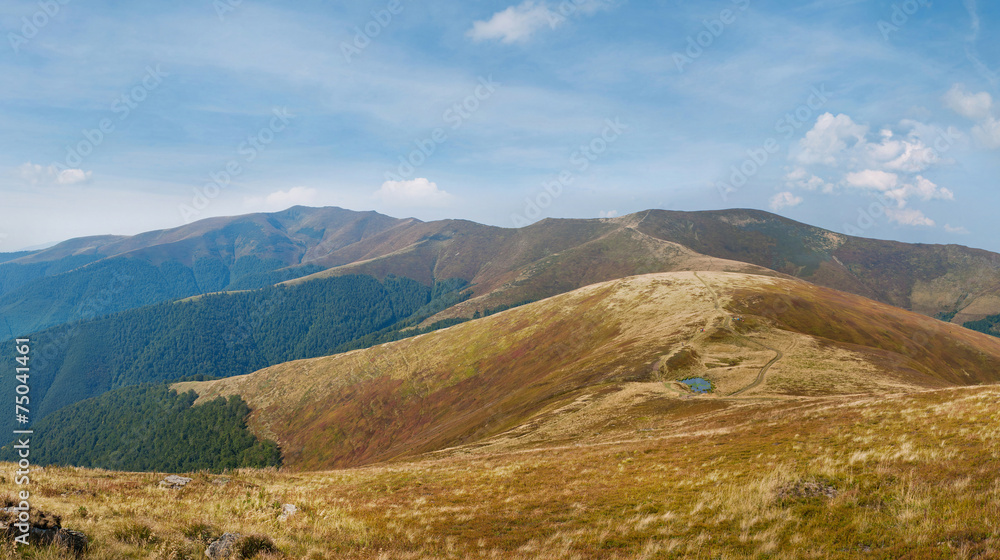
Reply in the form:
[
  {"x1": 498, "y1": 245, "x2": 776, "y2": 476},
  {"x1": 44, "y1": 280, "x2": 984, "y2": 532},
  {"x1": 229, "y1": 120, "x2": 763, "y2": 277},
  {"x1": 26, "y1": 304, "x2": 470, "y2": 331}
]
[
  {"x1": 7, "y1": 384, "x2": 1000, "y2": 559},
  {"x1": 177, "y1": 271, "x2": 1000, "y2": 471}
]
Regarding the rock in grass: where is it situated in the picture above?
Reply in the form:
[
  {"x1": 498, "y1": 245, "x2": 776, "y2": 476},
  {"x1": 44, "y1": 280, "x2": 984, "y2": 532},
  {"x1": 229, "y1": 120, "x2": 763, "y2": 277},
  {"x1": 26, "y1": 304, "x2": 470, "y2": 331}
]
[
  {"x1": 53, "y1": 529, "x2": 89, "y2": 555},
  {"x1": 776, "y1": 480, "x2": 838, "y2": 500},
  {"x1": 159, "y1": 475, "x2": 193, "y2": 490},
  {"x1": 206, "y1": 532, "x2": 241, "y2": 558},
  {"x1": 0, "y1": 506, "x2": 87, "y2": 557}
]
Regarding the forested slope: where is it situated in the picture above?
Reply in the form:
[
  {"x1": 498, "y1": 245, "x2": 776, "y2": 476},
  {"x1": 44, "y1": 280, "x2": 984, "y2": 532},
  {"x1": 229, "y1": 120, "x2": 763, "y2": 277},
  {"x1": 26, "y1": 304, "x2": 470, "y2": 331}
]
[
  {"x1": 15, "y1": 385, "x2": 281, "y2": 472},
  {"x1": 0, "y1": 274, "x2": 468, "y2": 437}
]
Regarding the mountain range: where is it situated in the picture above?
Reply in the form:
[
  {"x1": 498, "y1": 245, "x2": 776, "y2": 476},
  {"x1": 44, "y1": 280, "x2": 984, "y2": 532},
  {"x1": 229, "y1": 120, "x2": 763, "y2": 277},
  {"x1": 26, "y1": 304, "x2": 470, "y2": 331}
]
[
  {"x1": 6, "y1": 206, "x2": 1000, "y2": 559},
  {"x1": 3, "y1": 206, "x2": 1000, "y2": 467}
]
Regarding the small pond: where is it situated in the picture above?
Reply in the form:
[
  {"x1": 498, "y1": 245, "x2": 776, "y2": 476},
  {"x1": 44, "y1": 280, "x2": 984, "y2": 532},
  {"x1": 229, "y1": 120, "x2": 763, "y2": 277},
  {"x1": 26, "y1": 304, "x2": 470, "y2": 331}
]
[{"x1": 679, "y1": 377, "x2": 713, "y2": 393}]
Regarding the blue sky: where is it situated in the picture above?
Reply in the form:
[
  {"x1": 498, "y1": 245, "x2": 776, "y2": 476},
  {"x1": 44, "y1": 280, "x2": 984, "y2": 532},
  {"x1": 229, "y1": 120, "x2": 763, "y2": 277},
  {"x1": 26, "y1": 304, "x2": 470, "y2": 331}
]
[{"x1": 1, "y1": 0, "x2": 998, "y2": 252}]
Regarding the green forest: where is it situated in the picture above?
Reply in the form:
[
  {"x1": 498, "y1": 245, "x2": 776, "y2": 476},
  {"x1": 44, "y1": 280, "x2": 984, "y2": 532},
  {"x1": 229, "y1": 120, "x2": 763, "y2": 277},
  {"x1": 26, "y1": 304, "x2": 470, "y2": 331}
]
[
  {"x1": 0, "y1": 254, "x2": 326, "y2": 336},
  {"x1": 0, "y1": 274, "x2": 470, "y2": 437},
  {"x1": 965, "y1": 314, "x2": 1000, "y2": 338},
  {"x1": 14, "y1": 385, "x2": 281, "y2": 472}
]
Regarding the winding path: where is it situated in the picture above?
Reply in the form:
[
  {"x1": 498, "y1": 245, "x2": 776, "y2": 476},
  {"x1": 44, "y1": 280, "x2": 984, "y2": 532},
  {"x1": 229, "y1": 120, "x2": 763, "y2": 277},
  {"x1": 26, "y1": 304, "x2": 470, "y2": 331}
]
[{"x1": 692, "y1": 272, "x2": 784, "y2": 397}]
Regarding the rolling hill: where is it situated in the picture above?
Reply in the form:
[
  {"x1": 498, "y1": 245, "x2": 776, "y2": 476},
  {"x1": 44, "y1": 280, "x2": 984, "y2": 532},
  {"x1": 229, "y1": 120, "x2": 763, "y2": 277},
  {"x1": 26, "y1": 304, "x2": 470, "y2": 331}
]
[{"x1": 176, "y1": 271, "x2": 1000, "y2": 471}]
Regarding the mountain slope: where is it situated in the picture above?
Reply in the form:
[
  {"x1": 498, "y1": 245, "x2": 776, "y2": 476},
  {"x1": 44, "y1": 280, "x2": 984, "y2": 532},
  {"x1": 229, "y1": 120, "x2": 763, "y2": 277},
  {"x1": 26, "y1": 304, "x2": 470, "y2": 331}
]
[
  {"x1": 0, "y1": 207, "x2": 412, "y2": 334},
  {"x1": 280, "y1": 208, "x2": 1000, "y2": 327},
  {"x1": 176, "y1": 271, "x2": 1000, "y2": 471}
]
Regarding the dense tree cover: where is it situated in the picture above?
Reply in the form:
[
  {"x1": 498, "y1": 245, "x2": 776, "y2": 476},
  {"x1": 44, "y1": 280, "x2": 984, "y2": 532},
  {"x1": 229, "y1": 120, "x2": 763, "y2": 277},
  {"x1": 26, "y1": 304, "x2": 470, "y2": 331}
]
[
  {"x1": 0, "y1": 254, "x2": 101, "y2": 298},
  {"x1": 1, "y1": 274, "x2": 468, "y2": 435},
  {"x1": 0, "y1": 251, "x2": 38, "y2": 266},
  {"x1": 13, "y1": 385, "x2": 281, "y2": 472},
  {"x1": 0, "y1": 254, "x2": 327, "y2": 336},
  {"x1": 965, "y1": 314, "x2": 1000, "y2": 338}
]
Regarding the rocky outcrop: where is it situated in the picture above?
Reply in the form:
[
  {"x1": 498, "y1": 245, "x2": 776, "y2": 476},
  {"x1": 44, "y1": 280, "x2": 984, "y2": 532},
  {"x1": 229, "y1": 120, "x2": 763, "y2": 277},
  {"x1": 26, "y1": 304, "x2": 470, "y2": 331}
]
[
  {"x1": 206, "y1": 532, "x2": 241, "y2": 558},
  {"x1": 159, "y1": 475, "x2": 193, "y2": 489}
]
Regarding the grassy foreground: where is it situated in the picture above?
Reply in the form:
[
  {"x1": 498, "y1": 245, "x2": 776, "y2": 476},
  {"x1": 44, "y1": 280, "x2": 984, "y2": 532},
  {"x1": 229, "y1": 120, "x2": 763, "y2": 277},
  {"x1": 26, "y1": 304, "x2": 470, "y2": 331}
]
[{"x1": 3, "y1": 384, "x2": 1000, "y2": 559}]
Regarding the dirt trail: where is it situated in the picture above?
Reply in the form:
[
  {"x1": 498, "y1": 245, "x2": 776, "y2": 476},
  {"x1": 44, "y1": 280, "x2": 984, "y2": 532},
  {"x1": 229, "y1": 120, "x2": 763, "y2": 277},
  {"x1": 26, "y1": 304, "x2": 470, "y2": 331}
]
[{"x1": 693, "y1": 272, "x2": 783, "y2": 397}]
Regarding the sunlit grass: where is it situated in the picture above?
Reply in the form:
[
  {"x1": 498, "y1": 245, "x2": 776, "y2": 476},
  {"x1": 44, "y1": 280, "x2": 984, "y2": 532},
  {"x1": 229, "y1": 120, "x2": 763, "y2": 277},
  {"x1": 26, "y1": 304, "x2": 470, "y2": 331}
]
[{"x1": 3, "y1": 384, "x2": 1000, "y2": 559}]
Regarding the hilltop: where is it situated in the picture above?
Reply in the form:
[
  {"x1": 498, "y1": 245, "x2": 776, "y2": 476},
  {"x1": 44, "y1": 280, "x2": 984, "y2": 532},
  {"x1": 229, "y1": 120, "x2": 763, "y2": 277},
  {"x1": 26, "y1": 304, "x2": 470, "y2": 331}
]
[{"x1": 176, "y1": 271, "x2": 1000, "y2": 471}]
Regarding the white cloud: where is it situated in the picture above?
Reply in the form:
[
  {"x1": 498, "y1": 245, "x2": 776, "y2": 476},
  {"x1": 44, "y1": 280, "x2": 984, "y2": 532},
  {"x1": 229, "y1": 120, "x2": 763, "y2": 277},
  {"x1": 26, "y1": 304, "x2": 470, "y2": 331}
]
[
  {"x1": 467, "y1": 1, "x2": 561, "y2": 44},
  {"x1": 885, "y1": 208, "x2": 935, "y2": 227},
  {"x1": 845, "y1": 169, "x2": 898, "y2": 191},
  {"x1": 794, "y1": 113, "x2": 868, "y2": 165},
  {"x1": 245, "y1": 186, "x2": 319, "y2": 210},
  {"x1": 789, "y1": 114, "x2": 960, "y2": 227},
  {"x1": 944, "y1": 84, "x2": 993, "y2": 121},
  {"x1": 844, "y1": 172, "x2": 951, "y2": 208},
  {"x1": 944, "y1": 224, "x2": 971, "y2": 234},
  {"x1": 883, "y1": 176, "x2": 954, "y2": 207},
  {"x1": 769, "y1": 191, "x2": 803, "y2": 211},
  {"x1": 467, "y1": 0, "x2": 613, "y2": 44},
  {"x1": 599, "y1": 210, "x2": 618, "y2": 218},
  {"x1": 17, "y1": 162, "x2": 91, "y2": 186},
  {"x1": 374, "y1": 178, "x2": 453, "y2": 207},
  {"x1": 784, "y1": 167, "x2": 834, "y2": 192},
  {"x1": 865, "y1": 128, "x2": 941, "y2": 174},
  {"x1": 56, "y1": 168, "x2": 92, "y2": 185}
]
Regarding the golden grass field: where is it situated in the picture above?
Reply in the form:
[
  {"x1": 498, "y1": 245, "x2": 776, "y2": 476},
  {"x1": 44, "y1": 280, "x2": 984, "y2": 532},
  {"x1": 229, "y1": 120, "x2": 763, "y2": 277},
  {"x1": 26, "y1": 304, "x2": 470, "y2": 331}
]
[
  {"x1": 4, "y1": 384, "x2": 1000, "y2": 559},
  {"x1": 6, "y1": 272, "x2": 1000, "y2": 558}
]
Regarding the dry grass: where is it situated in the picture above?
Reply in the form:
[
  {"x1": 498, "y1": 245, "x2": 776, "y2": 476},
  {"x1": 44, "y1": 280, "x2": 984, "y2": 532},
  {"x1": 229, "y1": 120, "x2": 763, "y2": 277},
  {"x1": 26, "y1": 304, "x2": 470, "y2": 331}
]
[{"x1": 5, "y1": 384, "x2": 1000, "y2": 559}]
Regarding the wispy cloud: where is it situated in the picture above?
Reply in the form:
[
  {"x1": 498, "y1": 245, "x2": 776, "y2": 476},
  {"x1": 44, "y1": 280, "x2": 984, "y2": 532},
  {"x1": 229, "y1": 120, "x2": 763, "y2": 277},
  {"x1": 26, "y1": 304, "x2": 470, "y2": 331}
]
[
  {"x1": 375, "y1": 178, "x2": 454, "y2": 207},
  {"x1": 944, "y1": 84, "x2": 1000, "y2": 149},
  {"x1": 17, "y1": 163, "x2": 91, "y2": 186},
  {"x1": 963, "y1": 0, "x2": 998, "y2": 86},
  {"x1": 467, "y1": 0, "x2": 614, "y2": 43},
  {"x1": 245, "y1": 187, "x2": 319, "y2": 210}
]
